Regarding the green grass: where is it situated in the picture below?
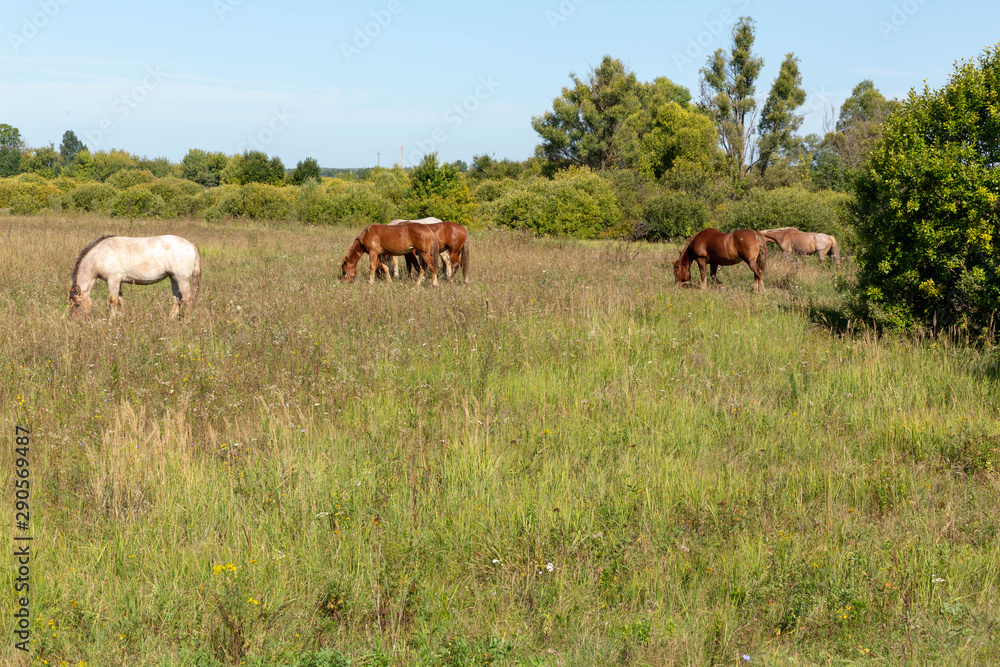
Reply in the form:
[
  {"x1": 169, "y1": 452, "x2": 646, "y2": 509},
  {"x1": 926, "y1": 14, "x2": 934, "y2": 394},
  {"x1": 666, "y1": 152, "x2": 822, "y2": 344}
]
[{"x1": 1, "y1": 213, "x2": 999, "y2": 666}]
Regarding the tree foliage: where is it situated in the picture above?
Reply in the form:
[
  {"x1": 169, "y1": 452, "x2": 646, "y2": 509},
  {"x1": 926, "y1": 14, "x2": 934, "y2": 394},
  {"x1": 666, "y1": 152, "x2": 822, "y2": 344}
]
[
  {"x1": 290, "y1": 157, "x2": 321, "y2": 185},
  {"x1": 531, "y1": 56, "x2": 713, "y2": 179},
  {"x1": 853, "y1": 46, "x2": 1000, "y2": 334},
  {"x1": 59, "y1": 130, "x2": 86, "y2": 163},
  {"x1": 699, "y1": 17, "x2": 764, "y2": 176},
  {"x1": 0, "y1": 123, "x2": 24, "y2": 177},
  {"x1": 813, "y1": 80, "x2": 898, "y2": 191},
  {"x1": 181, "y1": 149, "x2": 229, "y2": 187},
  {"x1": 756, "y1": 53, "x2": 806, "y2": 176},
  {"x1": 220, "y1": 150, "x2": 286, "y2": 186}
]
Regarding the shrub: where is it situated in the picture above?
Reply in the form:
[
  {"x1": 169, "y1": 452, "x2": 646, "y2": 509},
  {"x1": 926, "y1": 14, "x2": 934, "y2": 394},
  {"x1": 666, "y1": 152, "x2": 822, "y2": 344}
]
[
  {"x1": 110, "y1": 185, "x2": 166, "y2": 218},
  {"x1": 852, "y1": 46, "x2": 1000, "y2": 335},
  {"x1": 10, "y1": 194, "x2": 43, "y2": 215},
  {"x1": 716, "y1": 186, "x2": 854, "y2": 246},
  {"x1": 69, "y1": 183, "x2": 117, "y2": 213},
  {"x1": 106, "y1": 168, "x2": 155, "y2": 191},
  {"x1": 305, "y1": 182, "x2": 392, "y2": 225},
  {"x1": 149, "y1": 176, "x2": 204, "y2": 217},
  {"x1": 212, "y1": 183, "x2": 294, "y2": 220},
  {"x1": 635, "y1": 190, "x2": 711, "y2": 241},
  {"x1": 0, "y1": 175, "x2": 63, "y2": 209},
  {"x1": 488, "y1": 168, "x2": 624, "y2": 238}
]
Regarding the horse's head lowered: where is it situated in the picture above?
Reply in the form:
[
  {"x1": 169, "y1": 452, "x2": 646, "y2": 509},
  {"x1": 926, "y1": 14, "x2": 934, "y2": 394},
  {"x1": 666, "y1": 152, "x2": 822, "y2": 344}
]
[
  {"x1": 672, "y1": 258, "x2": 690, "y2": 284},
  {"x1": 68, "y1": 284, "x2": 93, "y2": 320},
  {"x1": 340, "y1": 255, "x2": 357, "y2": 283}
]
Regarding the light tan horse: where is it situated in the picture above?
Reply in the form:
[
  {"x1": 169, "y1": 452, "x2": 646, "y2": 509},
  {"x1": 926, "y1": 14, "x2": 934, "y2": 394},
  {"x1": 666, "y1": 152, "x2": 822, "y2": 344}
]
[
  {"x1": 761, "y1": 227, "x2": 840, "y2": 263},
  {"x1": 69, "y1": 235, "x2": 202, "y2": 320},
  {"x1": 340, "y1": 223, "x2": 440, "y2": 286}
]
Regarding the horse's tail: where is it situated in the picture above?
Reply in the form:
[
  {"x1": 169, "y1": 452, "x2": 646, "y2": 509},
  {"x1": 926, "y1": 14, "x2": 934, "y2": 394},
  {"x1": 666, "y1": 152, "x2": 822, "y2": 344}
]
[
  {"x1": 461, "y1": 238, "x2": 470, "y2": 282},
  {"x1": 830, "y1": 235, "x2": 840, "y2": 263},
  {"x1": 190, "y1": 244, "x2": 203, "y2": 310},
  {"x1": 755, "y1": 231, "x2": 767, "y2": 274}
]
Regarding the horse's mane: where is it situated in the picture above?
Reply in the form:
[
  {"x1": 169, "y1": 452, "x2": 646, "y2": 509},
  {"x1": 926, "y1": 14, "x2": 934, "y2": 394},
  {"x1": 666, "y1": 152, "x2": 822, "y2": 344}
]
[
  {"x1": 71, "y1": 235, "x2": 116, "y2": 285},
  {"x1": 341, "y1": 236, "x2": 363, "y2": 265},
  {"x1": 676, "y1": 234, "x2": 696, "y2": 262}
]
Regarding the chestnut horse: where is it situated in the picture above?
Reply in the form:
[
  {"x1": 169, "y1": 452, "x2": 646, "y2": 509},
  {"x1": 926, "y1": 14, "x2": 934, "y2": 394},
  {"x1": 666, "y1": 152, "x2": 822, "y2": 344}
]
[
  {"x1": 381, "y1": 217, "x2": 444, "y2": 278},
  {"x1": 69, "y1": 235, "x2": 202, "y2": 320},
  {"x1": 673, "y1": 228, "x2": 767, "y2": 293},
  {"x1": 400, "y1": 221, "x2": 471, "y2": 284},
  {"x1": 340, "y1": 223, "x2": 440, "y2": 286},
  {"x1": 762, "y1": 227, "x2": 840, "y2": 263}
]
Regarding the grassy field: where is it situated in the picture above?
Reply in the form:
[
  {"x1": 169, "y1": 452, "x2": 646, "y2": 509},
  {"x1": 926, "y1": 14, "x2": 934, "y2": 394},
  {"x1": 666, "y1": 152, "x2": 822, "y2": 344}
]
[{"x1": 1, "y1": 213, "x2": 999, "y2": 666}]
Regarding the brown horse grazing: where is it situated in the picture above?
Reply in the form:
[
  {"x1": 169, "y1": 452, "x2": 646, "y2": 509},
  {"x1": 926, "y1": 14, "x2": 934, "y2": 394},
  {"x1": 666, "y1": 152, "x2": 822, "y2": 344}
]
[
  {"x1": 69, "y1": 235, "x2": 202, "y2": 320},
  {"x1": 761, "y1": 227, "x2": 840, "y2": 263},
  {"x1": 673, "y1": 228, "x2": 767, "y2": 293},
  {"x1": 401, "y1": 221, "x2": 471, "y2": 284},
  {"x1": 340, "y1": 223, "x2": 440, "y2": 286},
  {"x1": 381, "y1": 217, "x2": 445, "y2": 278}
]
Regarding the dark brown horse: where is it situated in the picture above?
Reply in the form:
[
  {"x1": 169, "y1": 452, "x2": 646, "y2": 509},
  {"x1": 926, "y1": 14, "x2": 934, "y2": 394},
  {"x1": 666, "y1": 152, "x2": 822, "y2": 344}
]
[
  {"x1": 340, "y1": 223, "x2": 439, "y2": 286},
  {"x1": 401, "y1": 221, "x2": 471, "y2": 284},
  {"x1": 673, "y1": 228, "x2": 767, "y2": 293}
]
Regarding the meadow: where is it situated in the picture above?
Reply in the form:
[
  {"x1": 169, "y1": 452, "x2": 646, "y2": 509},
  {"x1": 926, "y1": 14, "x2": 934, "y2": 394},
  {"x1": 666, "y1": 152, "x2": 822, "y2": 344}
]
[{"x1": 1, "y1": 213, "x2": 999, "y2": 666}]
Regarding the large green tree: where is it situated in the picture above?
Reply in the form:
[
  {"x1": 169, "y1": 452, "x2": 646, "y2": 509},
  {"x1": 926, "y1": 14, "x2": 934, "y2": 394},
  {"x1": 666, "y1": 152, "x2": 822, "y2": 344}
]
[
  {"x1": 59, "y1": 130, "x2": 86, "y2": 163},
  {"x1": 756, "y1": 53, "x2": 806, "y2": 177},
  {"x1": 290, "y1": 157, "x2": 321, "y2": 185},
  {"x1": 220, "y1": 150, "x2": 285, "y2": 186},
  {"x1": 853, "y1": 46, "x2": 1000, "y2": 334},
  {"x1": 531, "y1": 55, "x2": 712, "y2": 178},
  {"x1": 0, "y1": 123, "x2": 24, "y2": 176},
  {"x1": 181, "y1": 148, "x2": 229, "y2": 187},
  {"x1": 699, "y1": 17, "x2": 764, "y2": 177}
]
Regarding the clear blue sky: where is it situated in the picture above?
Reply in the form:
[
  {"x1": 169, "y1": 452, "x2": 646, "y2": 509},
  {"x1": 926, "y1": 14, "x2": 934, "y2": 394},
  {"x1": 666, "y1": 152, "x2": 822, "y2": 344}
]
[{"x1": 2, "y1": 0, "x2": 997, "y2": 169}]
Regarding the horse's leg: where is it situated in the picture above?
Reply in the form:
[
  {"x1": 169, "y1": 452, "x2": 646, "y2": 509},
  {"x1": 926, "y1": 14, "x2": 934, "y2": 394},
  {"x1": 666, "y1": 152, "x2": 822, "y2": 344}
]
[
  {"x1": 107, "y1": 277, "x2": 123, "y2": 317},
  {"x1": 747, "y1": 259, "x2": 764, "y2": 293},
  {"x1": 168, "y1": 276, "x2": 183, "y2": 319},
  {"x1": 710, "y1": 263, "x2": 721, "y2": 285},
  {"x1": 697, "y1": 258, "x2": 708, "y2": 289},
  {"x1": 442, "y1": 249, "x2": 454, "y2": 280}
]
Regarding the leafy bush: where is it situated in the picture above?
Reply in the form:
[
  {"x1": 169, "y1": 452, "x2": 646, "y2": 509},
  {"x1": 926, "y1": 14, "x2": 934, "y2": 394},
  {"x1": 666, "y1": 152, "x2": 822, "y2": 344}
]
[
  {"x1": 212, "y1": 183, "x2": 294, "y2": 220},
  {"x1": 488, "y1": 168, "x2": 624, "y2": 238},
  {"x1": 852, "y1": 46, "x2": 1000, "y2": 335},
  {"x1": 0, "y1": 175, "x2": 62, "y2": 212},
  {"x1": 110, "y1": 185, "x2": 166, "y2": 218},
  {"x1": 635, "y1": 190, "x2": 711, "y2": 241},
  {"x1": 69, "y1": 183, "x2": 117, "y2": 213},
  {"x1": 69, "y1": 149, "x2": 138, "y2": 181},
  {"x1": 106, "y1": 168, "x2": 155, "y2": 191},
  {"x1": 306, "y1": 181, "x2": 392, "y2": 225},
  {"x1": 10, "y1": 194, "x2": 43, "y2": 215},
  {"x1": 716, "y1": 186, "x2": 854, "y2": 245}
]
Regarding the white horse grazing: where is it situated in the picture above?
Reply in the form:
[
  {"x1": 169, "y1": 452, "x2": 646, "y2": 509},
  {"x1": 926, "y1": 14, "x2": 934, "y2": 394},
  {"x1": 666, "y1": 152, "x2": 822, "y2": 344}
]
[{"x1": 69, "y1": 235, "x2": 202, "y2": 320}]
